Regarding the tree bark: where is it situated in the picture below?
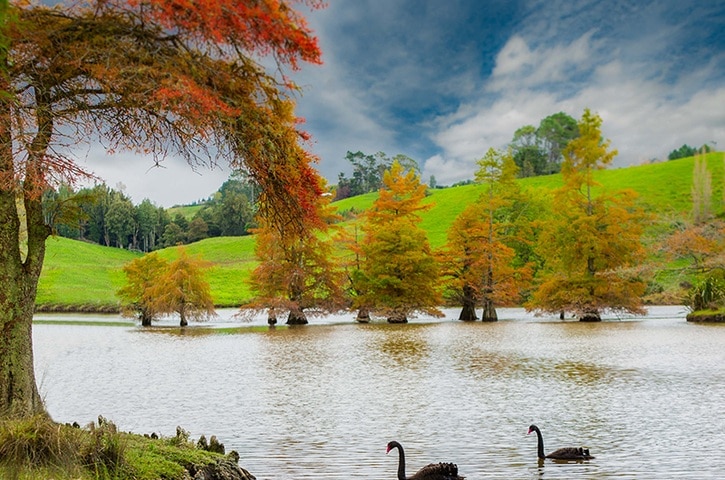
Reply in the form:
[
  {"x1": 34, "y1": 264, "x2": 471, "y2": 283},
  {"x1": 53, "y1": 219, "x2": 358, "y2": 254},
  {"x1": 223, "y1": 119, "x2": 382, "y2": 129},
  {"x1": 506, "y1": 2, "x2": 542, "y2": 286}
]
[
  {"x1": 0, "y1": 181, "x2": 49, "y2": 419},
  {"x1": 355, "y1": 307, "x2": 370, "y2": 323},
  {"x1": 481, "y1": 298, "x2": 498, "y2": 322},
  {"x1": 458, "y1": 285, "x2": 478, "y2": 321},
  {"x1": 579, "y1": 310, "x2": 601, "y2": 322},
  {"x1": 286, "y1": 306, "x2": 308, "y2": 325},
  {"x1": 0, "y1": 70, "x2": 50, "y2": 418}
]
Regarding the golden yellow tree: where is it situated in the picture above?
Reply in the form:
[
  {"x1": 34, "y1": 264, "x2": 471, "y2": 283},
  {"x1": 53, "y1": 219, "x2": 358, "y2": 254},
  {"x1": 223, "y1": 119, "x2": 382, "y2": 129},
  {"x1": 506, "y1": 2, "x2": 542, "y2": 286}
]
[
  {"x1": 355, "y1": 161, "x2": 441, "y2": 323},
  {"x1": 527, "y1": 109, "x2": 648, "y2": 321},
  {"x1": 117, "y1": 252, "x2": 169, "y2": 326},
  {"x1": 147, "y1": 247, "x2": 216, "y2": 326}
]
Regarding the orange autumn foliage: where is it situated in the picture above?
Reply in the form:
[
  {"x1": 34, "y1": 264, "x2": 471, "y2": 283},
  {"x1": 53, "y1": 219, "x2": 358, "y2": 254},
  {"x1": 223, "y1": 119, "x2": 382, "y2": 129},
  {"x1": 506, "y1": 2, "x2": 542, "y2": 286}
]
[{"x1": 1, "y1": 0, "x2": 325, "y2": 418}]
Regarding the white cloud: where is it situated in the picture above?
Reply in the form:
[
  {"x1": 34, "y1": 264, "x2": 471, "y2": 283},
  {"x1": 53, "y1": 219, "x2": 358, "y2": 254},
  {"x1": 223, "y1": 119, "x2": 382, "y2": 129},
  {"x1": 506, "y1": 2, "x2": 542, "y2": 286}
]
[
  {"x1": 489, "y1": 31, "x2": 597, "y2": 92},
  {"x1": 422, "y1": 28, "x2": 725, "y2": 186}
]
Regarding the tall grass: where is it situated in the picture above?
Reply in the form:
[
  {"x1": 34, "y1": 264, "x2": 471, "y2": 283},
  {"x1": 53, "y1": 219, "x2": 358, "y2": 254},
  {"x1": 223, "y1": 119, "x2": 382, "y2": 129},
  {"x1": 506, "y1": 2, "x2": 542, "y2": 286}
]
[{"x1": 0, "y1": 415, "x2": 125, "y2": 479}]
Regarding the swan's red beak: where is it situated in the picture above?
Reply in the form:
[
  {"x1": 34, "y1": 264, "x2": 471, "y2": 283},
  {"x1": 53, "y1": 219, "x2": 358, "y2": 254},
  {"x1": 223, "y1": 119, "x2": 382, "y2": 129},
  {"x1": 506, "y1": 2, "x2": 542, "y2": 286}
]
[
  {"x1": 386, "y1": 445, "x2": 392, "y2": 454},
  {"x1": 527, "y1": 427, "x2": 533, "y2": 434}
]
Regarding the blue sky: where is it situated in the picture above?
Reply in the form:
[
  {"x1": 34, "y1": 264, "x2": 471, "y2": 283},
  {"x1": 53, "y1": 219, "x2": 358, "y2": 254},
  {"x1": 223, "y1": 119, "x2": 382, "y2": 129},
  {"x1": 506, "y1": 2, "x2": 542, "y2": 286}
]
[{"x1": 94, "y1": 0, "x2": 724, "y2": 206}]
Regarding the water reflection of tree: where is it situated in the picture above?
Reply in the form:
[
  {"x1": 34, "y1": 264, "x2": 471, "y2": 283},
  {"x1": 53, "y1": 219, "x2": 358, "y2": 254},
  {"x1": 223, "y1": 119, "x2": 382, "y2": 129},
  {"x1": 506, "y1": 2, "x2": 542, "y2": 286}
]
[{"x1": 374, "y1": 325, "x2": 431, "y2": 369}]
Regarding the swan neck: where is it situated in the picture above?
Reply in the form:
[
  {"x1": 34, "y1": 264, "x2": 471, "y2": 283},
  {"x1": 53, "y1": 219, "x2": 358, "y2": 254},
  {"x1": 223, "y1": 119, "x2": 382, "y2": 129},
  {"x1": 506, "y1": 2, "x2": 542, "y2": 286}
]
[
  {"x1": 535, "y1": 427, "x2": 545, "y2": 459},
  {"x1": 395, "y1": 444, "x2": 406, "y2": 480}
]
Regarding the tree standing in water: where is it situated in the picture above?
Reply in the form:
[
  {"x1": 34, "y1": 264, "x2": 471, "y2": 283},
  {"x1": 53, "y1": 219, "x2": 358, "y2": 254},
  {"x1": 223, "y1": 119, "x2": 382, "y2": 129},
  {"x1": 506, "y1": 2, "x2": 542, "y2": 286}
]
[
  {"x1": 355, "y1": 161, "x2": 441, "y2": 323},
  {"x1": 440, "y1": 148, "x2": 531, "y2": 321},
  {"x1": 246, "y1": 190, "x2": 346, "y2": 325},
  {"x1": 527, "y1": 109, "x2": 647, "y2": 321}
]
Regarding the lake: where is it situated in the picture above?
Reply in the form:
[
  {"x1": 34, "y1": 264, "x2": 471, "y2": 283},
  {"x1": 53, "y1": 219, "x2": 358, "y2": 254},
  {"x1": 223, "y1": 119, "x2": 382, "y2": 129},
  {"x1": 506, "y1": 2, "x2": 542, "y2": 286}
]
[{"x1": 33, "y1": 306, "x2": 725, "y2": 479}]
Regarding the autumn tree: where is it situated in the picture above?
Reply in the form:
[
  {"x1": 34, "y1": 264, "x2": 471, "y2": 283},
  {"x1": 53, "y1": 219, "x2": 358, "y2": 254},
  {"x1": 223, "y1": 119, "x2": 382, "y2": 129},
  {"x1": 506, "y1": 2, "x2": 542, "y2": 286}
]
[
  {"x1": 439, "y1": 148, "x2": 532, "y2": 321},
  {"x1": 355, "y1": 161, "x2": 441, "y2": 323},
  {"x1": 1, "y1": 0, "x2": 324, "y2": 419},
  {"x1": 246, "y1": 191, "x2": 345, "y2": 325},
  {"x1": 117, "y1": 252, "x2": 169, "y2": 326},
  {"x1": 663, "y1": 220, "x2": 725, "y2": 274},
  {"x1": 527, "y1": 109, "x2": 648, "y2": 321},
  {"x1": 147, "y1": 248, "x2": 215, "y2": 326}
]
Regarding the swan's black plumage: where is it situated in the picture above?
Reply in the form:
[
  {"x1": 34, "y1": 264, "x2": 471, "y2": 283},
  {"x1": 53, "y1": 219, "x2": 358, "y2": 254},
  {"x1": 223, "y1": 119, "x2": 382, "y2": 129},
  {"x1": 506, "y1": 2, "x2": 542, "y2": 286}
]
[
  {"x1": 386, "y1": 441, "x2": 465, "y2": 480},
  {"x1": 527, "y1": 425, "x2": 595, "y2": 460}
]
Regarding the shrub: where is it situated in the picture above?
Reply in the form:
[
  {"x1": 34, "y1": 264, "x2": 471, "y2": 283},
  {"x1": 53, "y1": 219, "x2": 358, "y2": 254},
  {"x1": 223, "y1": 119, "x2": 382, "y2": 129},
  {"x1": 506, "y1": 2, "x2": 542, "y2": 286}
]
[{"x1": 686, "y1": 272, "x2": 725, "y2": 311}]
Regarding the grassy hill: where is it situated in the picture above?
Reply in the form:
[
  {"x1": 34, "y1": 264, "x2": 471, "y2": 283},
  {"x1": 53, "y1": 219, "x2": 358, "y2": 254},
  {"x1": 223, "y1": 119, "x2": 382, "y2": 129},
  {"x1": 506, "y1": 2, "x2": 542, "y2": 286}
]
[{"x1": 36, "y1": 153, "x2": 724, "y2": 311}]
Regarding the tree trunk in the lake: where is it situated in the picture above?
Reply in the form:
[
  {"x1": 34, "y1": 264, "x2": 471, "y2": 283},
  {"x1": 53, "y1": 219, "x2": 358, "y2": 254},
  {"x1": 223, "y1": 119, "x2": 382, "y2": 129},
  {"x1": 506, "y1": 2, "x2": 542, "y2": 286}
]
[
  {"x1": 579, "y1": 310, "x2": 601, "y2": 322},
  {"x1": 267, "y1": 309, "x2": 277, "y2": 326},
  {"x1": 286, "y1": 306, "x2": 308, "y2": 325},
  {"x1": 356, "y1": 307, "x2": 370, "y2": 323},
  {"x1": 459, "y1": 286, "x2": 478, "y2": 321},
  {"x1": 179, "y1": 307, "x2": 188, "y2": 327},
  {"x1": 387, "y1": 312, "x2": 407, "y2": 323},
  {"x1": 481, "y1": 298, "x2": 498, "y2": 322}
]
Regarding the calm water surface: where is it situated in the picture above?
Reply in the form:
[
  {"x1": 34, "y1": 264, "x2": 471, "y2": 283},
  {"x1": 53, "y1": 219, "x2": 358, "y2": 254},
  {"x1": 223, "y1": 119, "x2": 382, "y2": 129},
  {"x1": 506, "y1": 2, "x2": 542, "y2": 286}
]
[{"x1": 33, "y1": 307, "x2": 725, "y2": 479}]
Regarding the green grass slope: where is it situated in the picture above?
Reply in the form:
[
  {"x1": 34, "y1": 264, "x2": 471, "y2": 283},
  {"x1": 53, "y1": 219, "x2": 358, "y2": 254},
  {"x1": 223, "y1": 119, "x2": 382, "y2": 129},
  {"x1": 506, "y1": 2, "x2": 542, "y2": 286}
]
[
  {"x1": 36, "y1": 153, "x2": 724, "y2": 311},
  {"x1": 37, "y1": 235, "x2": 258, "y2": 311},
  {"x1": 37, "y1": 237, "x2": 141, "y2": 311}
]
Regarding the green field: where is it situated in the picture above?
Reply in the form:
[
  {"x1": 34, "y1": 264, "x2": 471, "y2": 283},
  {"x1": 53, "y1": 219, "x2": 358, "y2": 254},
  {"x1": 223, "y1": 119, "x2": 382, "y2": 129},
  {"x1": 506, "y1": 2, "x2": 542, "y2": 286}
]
[{"x1": 36, "y1": 153, "x2": 724, "y2": 311}]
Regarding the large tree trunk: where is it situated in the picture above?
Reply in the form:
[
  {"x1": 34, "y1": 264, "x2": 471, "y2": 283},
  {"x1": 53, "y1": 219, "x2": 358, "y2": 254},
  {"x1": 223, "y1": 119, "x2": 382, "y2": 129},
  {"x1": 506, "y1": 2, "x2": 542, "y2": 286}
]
[
  {"x1": 0, "y1": 190, "x2": 50, "y2": 419},
  {"x1": 286, "y1": 306, "x2": 308, "y2": 325},
  {"x1": 481, "y1": 298, "x2": 498, "y2": 322},
  {"x1": 458, "y1": 285, "x2": 478, "y2": 321},
  {"x1": 0, "y1": 75, "x2": 50, "y2": 418},
  {"x1": 579, "y1": 310, "x2": 601, "y2": 322},
  {"x1": 355, "y1": 307, "x2": 370, "y2": 323}
]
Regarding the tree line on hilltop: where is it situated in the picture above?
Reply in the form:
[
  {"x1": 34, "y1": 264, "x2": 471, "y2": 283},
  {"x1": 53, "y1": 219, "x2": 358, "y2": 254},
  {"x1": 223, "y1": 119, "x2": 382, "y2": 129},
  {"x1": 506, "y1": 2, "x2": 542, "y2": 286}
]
[{"x1": 44, "y1": 173, "x2": 258, "y2": 251}]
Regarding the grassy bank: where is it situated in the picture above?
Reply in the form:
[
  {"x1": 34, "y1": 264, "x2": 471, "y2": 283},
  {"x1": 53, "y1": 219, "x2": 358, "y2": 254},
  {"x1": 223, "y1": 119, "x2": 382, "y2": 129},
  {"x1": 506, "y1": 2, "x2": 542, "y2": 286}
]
[
  {"x1": 36, "y1": 154, "x2": 724, "y2": 312},
  {"x1": 0, "y1": 415, "x2": 253, "y2": 480}
]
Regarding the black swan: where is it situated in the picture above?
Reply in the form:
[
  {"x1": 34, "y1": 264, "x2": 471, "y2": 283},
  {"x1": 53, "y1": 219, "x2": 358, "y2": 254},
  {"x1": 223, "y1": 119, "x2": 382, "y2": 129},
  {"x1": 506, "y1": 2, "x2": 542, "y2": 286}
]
[
  {"x1": 527, "y1": 425, "x2": 595, "y2": 460},
  {"x1": 386, "y1": 441, "x2": 465, "y2": 480}
]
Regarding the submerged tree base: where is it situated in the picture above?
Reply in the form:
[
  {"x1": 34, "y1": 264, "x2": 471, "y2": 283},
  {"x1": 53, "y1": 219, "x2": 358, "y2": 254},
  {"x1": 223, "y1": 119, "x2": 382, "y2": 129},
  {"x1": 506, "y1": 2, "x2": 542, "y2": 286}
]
[
  {"x1": 387, "y1": 314, "x2": 408, "y2": 323},
  {"x1": 579, "y1": 311, "x2": 602, "y2": 322},
  {"x1": 458, "y1": 304, "x2": 478, "y2": 321},
  {"x1": 356, "y1": 308, "x2": 370, "y2": 323},
  {"x1": 481, "y1": 301, "x2": 498, "y2": 322},
  {"x1": 286, "y1": 308, "x2": 308, "y2": 325}
]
